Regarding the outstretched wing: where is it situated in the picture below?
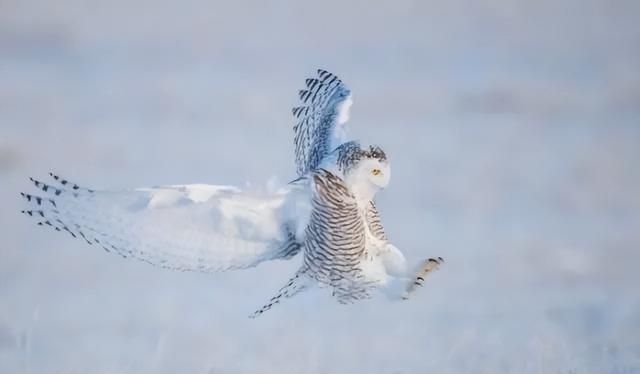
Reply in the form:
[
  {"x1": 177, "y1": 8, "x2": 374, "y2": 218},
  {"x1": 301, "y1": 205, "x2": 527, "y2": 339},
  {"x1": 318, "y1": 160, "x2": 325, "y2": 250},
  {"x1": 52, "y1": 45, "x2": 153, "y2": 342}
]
[
  {"x1": 303, "y1": 169, "x2": 374, "y2": 303},
  {"x1": 292, "y1": 69, "x2": 353, "y2": 176},
  {"x1": 21, "y1": 174, "x2": 311, "y2": 272}
]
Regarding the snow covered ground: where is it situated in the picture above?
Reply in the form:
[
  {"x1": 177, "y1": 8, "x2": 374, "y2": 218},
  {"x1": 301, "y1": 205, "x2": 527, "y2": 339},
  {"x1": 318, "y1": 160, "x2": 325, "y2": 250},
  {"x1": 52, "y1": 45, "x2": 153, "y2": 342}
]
[{"x1": 1, "y1": 1, "x2": 639, "y2": 373}]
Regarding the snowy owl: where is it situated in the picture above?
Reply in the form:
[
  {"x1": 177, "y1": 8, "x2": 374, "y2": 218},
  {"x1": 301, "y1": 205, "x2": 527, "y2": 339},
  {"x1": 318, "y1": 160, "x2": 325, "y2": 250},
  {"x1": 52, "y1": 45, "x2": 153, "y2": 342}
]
[{"x1": 21, "y1": 69, "x2": 443, "y2": 317}]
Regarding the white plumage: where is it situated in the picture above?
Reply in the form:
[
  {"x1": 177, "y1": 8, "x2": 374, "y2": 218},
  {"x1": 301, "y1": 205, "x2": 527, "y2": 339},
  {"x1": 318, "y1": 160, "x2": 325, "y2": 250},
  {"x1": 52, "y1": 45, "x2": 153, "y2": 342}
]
[{"x1": 21, "y1": 69, "x2": 443, "y2": 317}]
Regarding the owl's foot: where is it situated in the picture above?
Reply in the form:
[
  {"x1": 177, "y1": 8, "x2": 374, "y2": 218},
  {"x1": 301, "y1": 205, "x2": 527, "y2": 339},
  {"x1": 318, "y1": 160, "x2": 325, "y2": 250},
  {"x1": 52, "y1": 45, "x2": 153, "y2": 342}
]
[{"x1": 402, "y1": 257, "x2": 444, "y2": 300}]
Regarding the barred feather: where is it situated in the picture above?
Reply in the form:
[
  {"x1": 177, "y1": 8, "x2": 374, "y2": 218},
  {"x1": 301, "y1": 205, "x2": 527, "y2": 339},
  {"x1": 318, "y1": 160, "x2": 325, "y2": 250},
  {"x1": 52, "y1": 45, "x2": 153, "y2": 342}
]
[
  {"x1": 292, "y1": 69, "x2": 352, "y2": 176},
  {"x1": 366, "y1": 201, "x2": 387, "y2": 241},
  {"x1": 250, "y1": 169, "x2": 374, "y2": 316},
  {"x1": 304, "y1": 169, "x2": 374, "y2": 302},
  {"x1": 249, "y1": 269, "x2": 310, "y2": 318}
]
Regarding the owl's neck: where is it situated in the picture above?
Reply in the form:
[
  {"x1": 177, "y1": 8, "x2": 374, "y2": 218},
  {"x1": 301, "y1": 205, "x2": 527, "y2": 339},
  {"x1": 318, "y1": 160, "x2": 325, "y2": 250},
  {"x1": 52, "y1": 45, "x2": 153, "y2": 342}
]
[{"x1": 345, "y1": 176, "x2": 379, "y2": 207}]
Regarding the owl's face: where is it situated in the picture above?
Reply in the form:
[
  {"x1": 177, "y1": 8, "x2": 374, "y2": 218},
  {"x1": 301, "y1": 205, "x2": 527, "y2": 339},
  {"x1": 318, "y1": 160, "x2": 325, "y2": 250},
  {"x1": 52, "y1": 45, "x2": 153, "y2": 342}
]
[
  {"x1": 354, "y1": 157, "x2": 391, "y2": 190},
  {"x1": 338, "y1": 145, "x2": 390, "y2": 202}
]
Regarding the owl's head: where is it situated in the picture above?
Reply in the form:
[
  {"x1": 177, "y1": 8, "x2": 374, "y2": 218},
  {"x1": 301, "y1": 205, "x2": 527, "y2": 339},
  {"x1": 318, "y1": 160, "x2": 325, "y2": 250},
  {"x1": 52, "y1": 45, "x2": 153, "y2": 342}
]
[{"x1": 334, "y1": 142, "x2": 390, "y2": 201}]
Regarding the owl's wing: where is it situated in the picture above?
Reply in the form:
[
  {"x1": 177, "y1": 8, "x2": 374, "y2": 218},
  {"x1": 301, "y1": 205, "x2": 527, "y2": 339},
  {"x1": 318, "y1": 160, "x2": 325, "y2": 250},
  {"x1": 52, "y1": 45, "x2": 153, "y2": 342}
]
[
  {"x1": 304, "y1": 169, "x2": 375, "y2": 303},
  {"x1": 21, "y1": 174, "x2": 311, "y2": 272},
  {"x1": 292, "y1": 69, "x2": 353, "y2": 176}
]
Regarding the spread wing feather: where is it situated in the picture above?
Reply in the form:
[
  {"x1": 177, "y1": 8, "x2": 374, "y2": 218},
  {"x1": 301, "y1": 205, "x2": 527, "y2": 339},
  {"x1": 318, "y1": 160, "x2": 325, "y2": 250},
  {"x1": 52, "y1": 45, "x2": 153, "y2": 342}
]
[
  {"x1": 292, "y1": 69, "x2": 353, "y2": 176},
  {"x1": 21, "y1": 174, "x2": 310, "y2": 272}
]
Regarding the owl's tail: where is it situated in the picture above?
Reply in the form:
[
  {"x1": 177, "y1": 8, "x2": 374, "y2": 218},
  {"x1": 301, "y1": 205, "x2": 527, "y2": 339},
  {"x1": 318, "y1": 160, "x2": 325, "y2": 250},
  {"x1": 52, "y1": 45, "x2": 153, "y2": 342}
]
[{"x1": 249, "y1": 268, "x2": 311, "y2": 318}]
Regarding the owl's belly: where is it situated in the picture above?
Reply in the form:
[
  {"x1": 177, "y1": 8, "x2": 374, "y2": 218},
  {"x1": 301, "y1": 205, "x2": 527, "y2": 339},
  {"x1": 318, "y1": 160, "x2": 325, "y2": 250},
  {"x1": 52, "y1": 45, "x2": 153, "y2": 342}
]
[{"x1": 358, "y1": 231, "x2": 391, "y2": 286}]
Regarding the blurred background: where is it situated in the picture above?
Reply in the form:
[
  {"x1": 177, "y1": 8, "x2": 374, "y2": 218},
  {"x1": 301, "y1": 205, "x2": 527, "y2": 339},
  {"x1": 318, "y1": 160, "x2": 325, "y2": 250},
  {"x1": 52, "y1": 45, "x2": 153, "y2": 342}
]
[{"x1": 1, "y1": 1, "x2": 639, "y2": 373}]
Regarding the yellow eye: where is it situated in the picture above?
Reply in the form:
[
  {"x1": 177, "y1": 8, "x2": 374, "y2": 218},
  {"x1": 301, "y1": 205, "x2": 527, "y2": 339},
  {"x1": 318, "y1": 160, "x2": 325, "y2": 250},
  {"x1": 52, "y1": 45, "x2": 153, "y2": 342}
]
[{"x1": 371, "y1": 169, "x2": 381, "y2": 176}]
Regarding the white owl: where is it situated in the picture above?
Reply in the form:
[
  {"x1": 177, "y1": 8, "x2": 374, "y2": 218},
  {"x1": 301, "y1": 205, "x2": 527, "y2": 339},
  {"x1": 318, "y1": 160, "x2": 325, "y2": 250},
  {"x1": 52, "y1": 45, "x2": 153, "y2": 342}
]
[{"x1": 21, "y1": 69, "x2": 443, "y2": 317}]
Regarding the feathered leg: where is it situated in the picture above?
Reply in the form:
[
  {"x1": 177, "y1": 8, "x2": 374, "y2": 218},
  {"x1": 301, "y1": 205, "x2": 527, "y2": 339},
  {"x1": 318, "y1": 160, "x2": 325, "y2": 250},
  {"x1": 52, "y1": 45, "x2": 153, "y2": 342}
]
[
  {"x1": 249, "y1": 269, "x2": 311, "y2": 318},
  {"x1": 401, "y1": 257, "x2": 444, "y2": 300}
]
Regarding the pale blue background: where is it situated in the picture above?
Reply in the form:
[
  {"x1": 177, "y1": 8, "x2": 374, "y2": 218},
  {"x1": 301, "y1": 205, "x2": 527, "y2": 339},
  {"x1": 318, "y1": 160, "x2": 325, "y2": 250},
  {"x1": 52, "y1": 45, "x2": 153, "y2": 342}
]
[{"x1": 1, "y1": 1, "x2": 639, "y2": 373}]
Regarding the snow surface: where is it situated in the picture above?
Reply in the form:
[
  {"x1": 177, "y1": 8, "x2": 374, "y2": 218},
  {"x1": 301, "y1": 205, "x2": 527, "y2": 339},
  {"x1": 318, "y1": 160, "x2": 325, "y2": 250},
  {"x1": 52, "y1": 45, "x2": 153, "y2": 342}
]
[{"x1": 1, "y1": 1, "x2": 639, "y2": 373}]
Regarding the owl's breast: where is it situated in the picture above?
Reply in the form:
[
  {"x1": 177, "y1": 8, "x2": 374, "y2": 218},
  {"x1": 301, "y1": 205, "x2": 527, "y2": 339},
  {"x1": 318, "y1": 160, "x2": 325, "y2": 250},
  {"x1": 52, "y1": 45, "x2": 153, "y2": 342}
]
[{"x1": 358, "y1": 225, "x2": 392, "y2": 285}]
